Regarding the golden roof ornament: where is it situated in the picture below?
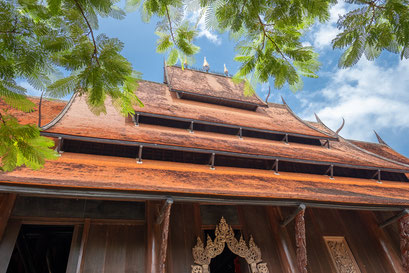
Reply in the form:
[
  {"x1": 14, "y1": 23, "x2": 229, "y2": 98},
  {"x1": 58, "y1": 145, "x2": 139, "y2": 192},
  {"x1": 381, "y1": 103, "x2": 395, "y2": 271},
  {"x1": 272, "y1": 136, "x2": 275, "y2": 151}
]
[
  {"x1": 224, "y1": 64, "x2": 228, "y2": 76},
  {"x1": 203, "y1": 57, "x2": 209, "y2": 72}
]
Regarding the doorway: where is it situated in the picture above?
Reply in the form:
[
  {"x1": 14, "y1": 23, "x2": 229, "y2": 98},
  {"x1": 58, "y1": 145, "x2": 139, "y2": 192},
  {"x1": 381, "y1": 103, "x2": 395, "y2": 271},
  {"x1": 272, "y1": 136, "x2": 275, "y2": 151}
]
[
  {"x1": 204, "y1": 229, "x2": 249, "y2": 273},
  {"x1": 6, "y1": 225, "x2": 74, "y2": 273}
]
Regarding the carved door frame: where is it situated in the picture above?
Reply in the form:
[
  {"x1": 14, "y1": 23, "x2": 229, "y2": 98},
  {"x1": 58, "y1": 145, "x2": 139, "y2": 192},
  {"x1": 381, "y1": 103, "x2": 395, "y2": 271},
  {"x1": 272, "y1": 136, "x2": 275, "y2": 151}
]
[{"x1": 191, "y1": 217, "x2": 269, "y2": 273}]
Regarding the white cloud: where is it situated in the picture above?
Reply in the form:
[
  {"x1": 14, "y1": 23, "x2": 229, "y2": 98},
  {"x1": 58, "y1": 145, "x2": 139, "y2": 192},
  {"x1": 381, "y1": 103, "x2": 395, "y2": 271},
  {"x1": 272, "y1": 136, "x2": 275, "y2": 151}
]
[
  {"x1": 300, "y1": 58, "x2": 409, "y2": 141},
  {"x1": 187, "y1": 10, "x2": 221, "y2": 45},
  {"x1": 311, "y1": 2, "x2": 347, "y2": 49}
]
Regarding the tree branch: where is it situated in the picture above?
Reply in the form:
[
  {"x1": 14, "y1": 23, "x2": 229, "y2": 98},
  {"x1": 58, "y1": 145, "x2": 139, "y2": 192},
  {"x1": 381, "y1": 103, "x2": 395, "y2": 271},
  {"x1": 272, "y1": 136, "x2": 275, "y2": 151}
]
[
  {"x1": 165, "y1": 5, "x2": 176, "y2": 44},
  {"x1": 72, "y1": 0, "x2": 100, "y2": 66},
  {"x1": 362, "y1": 0, "x2": 385, "y2": 10},
  {"x1": 0, "y1": 30, "x2": 20, "y2": 35},
  {"x1": 0, "y1": 111, "x2": 6, "y2": 126},
  {"x1": 0, "y1": 17, "x2": 20, "y2": 35},
  {"x1": 258, "y1": 15, "x2": 287, "y2": 61}
]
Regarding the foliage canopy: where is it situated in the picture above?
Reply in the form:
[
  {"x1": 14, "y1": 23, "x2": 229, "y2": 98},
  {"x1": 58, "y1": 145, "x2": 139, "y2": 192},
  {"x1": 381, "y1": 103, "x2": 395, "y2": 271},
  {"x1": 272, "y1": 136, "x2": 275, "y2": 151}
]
[{"x1": 1, "y1": 0, "x2": 409, "y2": 171}]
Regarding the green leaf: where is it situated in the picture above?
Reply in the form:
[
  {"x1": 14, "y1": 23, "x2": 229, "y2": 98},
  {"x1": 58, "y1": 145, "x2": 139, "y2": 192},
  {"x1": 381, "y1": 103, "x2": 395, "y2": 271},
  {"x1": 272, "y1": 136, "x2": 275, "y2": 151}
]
[{"x1": 167, "y1": 48, "x2": 179, "y2": 65}]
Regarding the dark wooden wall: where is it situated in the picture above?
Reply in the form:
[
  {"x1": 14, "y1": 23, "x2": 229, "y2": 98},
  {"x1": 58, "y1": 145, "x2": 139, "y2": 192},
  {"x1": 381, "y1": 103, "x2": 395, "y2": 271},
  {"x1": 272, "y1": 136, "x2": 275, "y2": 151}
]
[
  {"x1": 79, "y1": 223, "x2": 145, "y2": 273},
  {"x1": 167, "y1": 203, "x2": 201, "y2": 273},
  {"x1": 0, "y1": 196, "x2": 406, "y2": 273},
  {"x1": 240, "y1": 205, "x2": 293, "y2": 272},
  {"x1": 284, "y1": 208, "x2": 405, "y2": 273},
  {"x1": 165, "y1": 204, "x2": 405, "y2": 273}
]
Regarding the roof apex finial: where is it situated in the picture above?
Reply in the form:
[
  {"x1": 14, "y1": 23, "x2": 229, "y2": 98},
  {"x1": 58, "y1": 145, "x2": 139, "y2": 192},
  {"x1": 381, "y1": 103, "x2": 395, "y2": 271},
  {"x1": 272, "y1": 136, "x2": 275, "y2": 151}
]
[
  {"x1": 334, "y1": 117, "x2": 345, "y2": 138},
  {"x1": 203, "y1": 57, "x2": 209, "y2": 72},
  {"x1": 314, "y1": 113, "x2": 323, "y2": 124},
  {"x1": 224, "y1": 64, "x2": 228, "y2": 76},
  {"x1": 281, "y1": 96, "x2": 287, "y2": 105},
  {"x1": 374, "y1": 130, "x2": 388, "y2": 145}
]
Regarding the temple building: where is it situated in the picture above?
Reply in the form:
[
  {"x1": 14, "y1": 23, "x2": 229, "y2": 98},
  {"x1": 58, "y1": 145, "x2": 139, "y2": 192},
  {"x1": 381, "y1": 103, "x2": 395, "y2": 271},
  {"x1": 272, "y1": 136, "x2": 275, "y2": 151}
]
[{"x1": 1, "y1": 65, "x2": 409, "y2": 273}]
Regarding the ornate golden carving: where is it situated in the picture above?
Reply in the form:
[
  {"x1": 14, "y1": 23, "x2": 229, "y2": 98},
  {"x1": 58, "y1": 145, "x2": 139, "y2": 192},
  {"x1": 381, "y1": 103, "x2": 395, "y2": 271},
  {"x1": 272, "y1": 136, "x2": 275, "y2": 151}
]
[
  {"x1": 191, "y1": 265, "x2": 203, "y2": 273},
  {"x1": 257, "y1": 263, "x2": 269, "y2": 273},
  {"x1": 324, "y1": 237, "x2": 361, "y2": 273},
  {"x1": 191, "y1": 217, "x2": 269, "y2": 273}
]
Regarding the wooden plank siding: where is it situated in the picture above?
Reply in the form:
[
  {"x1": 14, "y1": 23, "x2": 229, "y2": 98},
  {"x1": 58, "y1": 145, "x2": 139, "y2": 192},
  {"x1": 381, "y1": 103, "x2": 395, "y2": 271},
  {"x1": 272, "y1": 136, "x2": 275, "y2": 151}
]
[
  {"x1": 0, "y1": 199, "x2": 405, "y2": 273},
  {"x1": 80, "y1": 223, "x2": 145, "y2": 273},
  {"x1": 167, "y1": 203, "x2": 201, "y2": 273},
  {"x1": 239, "y1": 205, "x2": 291, "y2": 272},
  {"x1": 163, "y1": 204, "x2": 405, "y2": 273},
  {"x1": 283, "y1": 207, "x2": 404, "y2": 273},
  {"x1": 0, "y1": 193, "x2": 16, "y2": 241}
]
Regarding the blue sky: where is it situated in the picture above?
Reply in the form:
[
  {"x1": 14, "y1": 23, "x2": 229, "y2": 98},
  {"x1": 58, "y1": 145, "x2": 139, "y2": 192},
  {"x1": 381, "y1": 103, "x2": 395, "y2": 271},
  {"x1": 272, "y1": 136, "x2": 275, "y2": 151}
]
[{"x1": 25, "y1": 2, "x2": 409, "y2": 158}]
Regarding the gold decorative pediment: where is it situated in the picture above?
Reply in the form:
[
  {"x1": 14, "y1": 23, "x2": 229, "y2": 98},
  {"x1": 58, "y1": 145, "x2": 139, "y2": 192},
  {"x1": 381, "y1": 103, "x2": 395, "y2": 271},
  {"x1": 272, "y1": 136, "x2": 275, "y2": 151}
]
[{"x1": 191, "y1": 217, "x2": 269, "y2": 273}]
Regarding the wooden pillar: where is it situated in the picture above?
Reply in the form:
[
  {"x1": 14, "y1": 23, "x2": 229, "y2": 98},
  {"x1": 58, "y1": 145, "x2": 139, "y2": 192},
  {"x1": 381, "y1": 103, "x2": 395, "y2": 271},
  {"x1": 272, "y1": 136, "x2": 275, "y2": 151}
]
[
  {"x1": 158, "y1": 200, "x2": 172, "y2": 273},
  {"x1": 0, "y1": 193, "x2": 17, "y2": 242},
  {"x1": 146, "y1": 201, "x2": 160, "y2": 273},
  {"x1": 295, "y1": 209, "x2": 307, "y2": 273},
  {"x1": 399, "y1": 214, "x2": 409, "y2": 272},
  {"x1": 267, "y1": 207, "x2": 297, "y2": 273}
]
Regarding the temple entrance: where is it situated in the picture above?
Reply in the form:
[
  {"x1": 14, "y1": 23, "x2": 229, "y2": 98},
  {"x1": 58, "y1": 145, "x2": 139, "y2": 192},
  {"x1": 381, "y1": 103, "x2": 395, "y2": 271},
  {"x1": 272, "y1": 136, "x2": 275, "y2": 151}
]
[
  {"x1": 191, "y1": 217, "x2": 269, "y2": 273},
  {"x1": 204, "y1": 229, "x2": 249, "y2": 273},
  {"x1": 6, "y1": 225, "x2": 73, "y2": 273}
]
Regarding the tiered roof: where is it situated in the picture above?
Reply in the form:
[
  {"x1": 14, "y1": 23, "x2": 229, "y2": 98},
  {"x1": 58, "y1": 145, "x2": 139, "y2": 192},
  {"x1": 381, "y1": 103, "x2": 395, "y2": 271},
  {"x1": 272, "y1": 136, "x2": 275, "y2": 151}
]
[
  {"x1": 165, "y1": 66, "x2": 267, "y2": 109},
  {"x1": 1, "y1": 66, "x2": 409, "y2": 208},
  {"x1": 0, "y1": 97, "x2": 67, "y2": 125}
]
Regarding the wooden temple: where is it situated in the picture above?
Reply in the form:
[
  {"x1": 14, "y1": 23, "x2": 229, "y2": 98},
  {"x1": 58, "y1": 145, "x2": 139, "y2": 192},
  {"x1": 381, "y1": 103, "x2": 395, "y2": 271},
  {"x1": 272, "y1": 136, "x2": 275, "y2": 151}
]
[{"x1": 1, "y1": 65, "x2": 409, "y2": 273}]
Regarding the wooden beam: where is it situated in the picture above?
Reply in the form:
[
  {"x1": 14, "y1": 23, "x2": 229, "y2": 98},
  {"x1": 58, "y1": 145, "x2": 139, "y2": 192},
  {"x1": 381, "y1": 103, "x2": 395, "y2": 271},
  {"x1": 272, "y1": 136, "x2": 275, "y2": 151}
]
[
  {"x1": 0, "y1": 193, "x2": 16, "y2": 242},
  {"x1": 158, "y1": 199, "x2": 173, "y2": 273},
  {"x1": 295, "y1": 208, "x2": 307, "y2": 273},
  {"x1": 399, "y1": 214, "x2": 409, "y2": 272},
  {"x1": 76, "y1": 219, "x2": 90, "y2": 273},
  {"x1": 281, "y1": 204, "x2": 306, "y2": 227},
  {"x1": 380, "y1": 209, "x2": 409, "y2": 229},
  {"x1": 156, "y1": 198, "x2": 173, "y2": 225},
  {"x1": 272, "y1": 159, "x2": 279, "y2": 174}
]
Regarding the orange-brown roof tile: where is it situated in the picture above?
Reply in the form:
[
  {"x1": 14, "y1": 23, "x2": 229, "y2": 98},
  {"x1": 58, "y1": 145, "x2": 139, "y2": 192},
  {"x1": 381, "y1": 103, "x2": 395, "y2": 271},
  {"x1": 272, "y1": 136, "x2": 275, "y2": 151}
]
[
  {"x1": 1, "y1": 152, "x2": 409, "y2": 207},
  {"x1": 135, "y1": 81, "x2": 331, "y2": 138},
  {"x1": 350, "y1": 140, "x2": 409, "y2": 166},
  {"x1": 0, "y1": 97, "x2": 67, "y2": 126},
  {"x1": 165, "y1": 66, "x2": 266, "y2": 106},
  {"x1": 305, "y1": 121, "x2": 335, "y2": 135},
  {"x1": 45, "y1": 94, "x2": 409, "y2": 171}
]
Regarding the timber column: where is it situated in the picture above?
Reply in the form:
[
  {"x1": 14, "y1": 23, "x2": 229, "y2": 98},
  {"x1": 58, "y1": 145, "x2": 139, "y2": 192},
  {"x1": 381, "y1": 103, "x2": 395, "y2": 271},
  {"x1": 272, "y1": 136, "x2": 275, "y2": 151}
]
[
  {"x1": 158, "y1": 198, "x2": 173, "y2": 273},
  {"x1": 399, "y1": 214, "x2": 409, "y2": 272},
  {"x1": 295, "y1": 209, "x2": 307, "y2": 273}
]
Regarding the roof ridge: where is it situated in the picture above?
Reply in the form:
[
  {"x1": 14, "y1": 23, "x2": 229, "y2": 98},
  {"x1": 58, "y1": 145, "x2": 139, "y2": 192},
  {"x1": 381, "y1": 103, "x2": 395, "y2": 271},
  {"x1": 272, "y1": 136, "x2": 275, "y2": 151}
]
[
  {"x1": 140, "y1": 79, "x2": 166, "y2": 86},
  {"x1": 41, "y1": 93, "x2": 77, "y2": 131},
  {"x1": 318, "y1": 116, "x2": 409, "y2": 168},
  {"x1": 280, "y1": 97, "x2": 336, "y2": 138},
  {"x1": 343, "y1": 135, "x2": 409, "y2": 169},
  {"x1": 309, "y1": 113, "x2": 409, "y2": 169},
  {"x1": 170, "y1": 64, "x2": 233, "y2": 79},
  {"x1": 348, "y1": 138, "x2": 385, "y2": 145}
]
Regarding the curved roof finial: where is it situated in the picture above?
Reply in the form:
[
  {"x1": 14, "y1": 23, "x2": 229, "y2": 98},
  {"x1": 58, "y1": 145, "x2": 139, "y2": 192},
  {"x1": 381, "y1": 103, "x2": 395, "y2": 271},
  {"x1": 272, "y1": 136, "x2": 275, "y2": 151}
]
[
  {"x1": 203, "y1": 57, "x2": 209, "y2": 72},
  {"x1": 334, "y1": 117, "x2": 345, "y2": 137},
  {"x1": 224, "y1": 64, "x2": 228, "y2": 76},
  {"x1": 281, "y1": 96, "x2": 287, "y2": 105},
  {"x1": 314, "y1": 113, "x2": 324, "y2": 124},
  {"x1": 374, "y1": 130, "x2": 388, "y2": 145}
]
